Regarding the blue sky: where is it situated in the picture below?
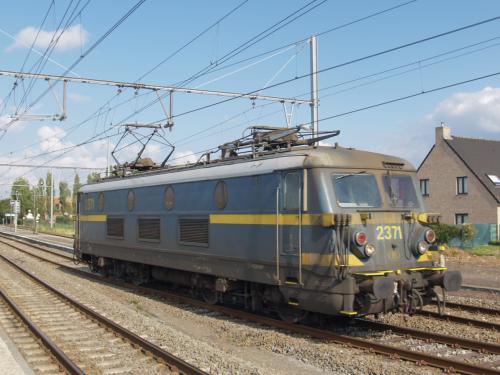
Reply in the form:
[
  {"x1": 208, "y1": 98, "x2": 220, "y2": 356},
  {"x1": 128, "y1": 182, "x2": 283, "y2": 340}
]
[{"x1": 1, "y1": 0, "x2": 500, "y2": 196}]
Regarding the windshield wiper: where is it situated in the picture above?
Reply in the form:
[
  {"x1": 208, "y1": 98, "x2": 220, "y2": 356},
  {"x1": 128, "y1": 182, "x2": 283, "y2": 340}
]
[{"x1": 335, "y1": 171, "x2": 367, "y2": 180}]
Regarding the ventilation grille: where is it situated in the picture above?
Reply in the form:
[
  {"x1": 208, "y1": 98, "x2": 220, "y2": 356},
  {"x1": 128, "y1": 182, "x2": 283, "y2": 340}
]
[
  {"x1": 107, "y1": 217, "x2": 124, "y2": 238},
  {"x1": 179, "y1": 217, "x2": 209, "y2": 245},
  {"x1": 138, "y1": 218, "x2": 161, "y2": 241}
]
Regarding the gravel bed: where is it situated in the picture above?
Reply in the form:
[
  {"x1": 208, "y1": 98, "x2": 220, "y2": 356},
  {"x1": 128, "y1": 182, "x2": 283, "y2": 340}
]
[
  {"x1": 0, "y1": 244, "x2": 442, "y2": 375},
  {"x1": 421, "y1": 304, "x2": 500, "y2": 325},
  {"x1": 375, "y1": 312, "x2": 499, "y2": 344},
  {"x1": 445, "y1": 292, "x2": 500, "y2": 310}
]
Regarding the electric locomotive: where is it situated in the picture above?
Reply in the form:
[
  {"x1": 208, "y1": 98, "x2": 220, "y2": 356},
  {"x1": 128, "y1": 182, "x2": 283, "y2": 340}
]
[{"x1": 75, "y1": 126, "x2": 461, "y2": 321}]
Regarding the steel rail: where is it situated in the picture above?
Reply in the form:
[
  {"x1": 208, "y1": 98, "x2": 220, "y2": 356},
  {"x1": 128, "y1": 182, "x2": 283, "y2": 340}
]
[
  {"x1": 356, "y1": 319, "x2": 500, "y2": 355},
  {"x1": 0, "y1": 286, "x2": 85, "y2": 375},
  {"x1": 0, "y1": 237, "x2": 498, "y2": 374},
  {"x1": 4, "y1": 233, "x2": 499, "y2": 334},
  {"x1": 434, "y1": 300, "x2": 500, "y2": 316},
  {"x1": 0, "y1": 252, "x2": 206, "y2": 375},
  {"x1": 417, "y1": 310, "x2": 500, "y2": 331}
]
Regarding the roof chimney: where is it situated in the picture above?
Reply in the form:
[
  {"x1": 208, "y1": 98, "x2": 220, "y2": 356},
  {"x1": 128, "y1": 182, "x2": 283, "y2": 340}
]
[{"x1": 435, "y1": 122, "x2": 452, "y2": 144}]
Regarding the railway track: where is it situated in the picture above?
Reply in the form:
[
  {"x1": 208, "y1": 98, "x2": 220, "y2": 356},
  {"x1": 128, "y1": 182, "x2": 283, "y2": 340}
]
[
  {"x1": 0, "y1": 290, "x2": 81, "y2": 374},
  {"x1": 0, "y1": 235, "x2": 499, "y2": 374},
  {"x1": 5, "y1": 233, "x2": 499, "y2": 332},
  {"x1": 0, "y1": 245, "x2": 205, "y2": 375}
]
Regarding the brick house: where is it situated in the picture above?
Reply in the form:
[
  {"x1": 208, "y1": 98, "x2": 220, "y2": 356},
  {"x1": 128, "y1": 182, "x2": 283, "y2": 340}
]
[{"x1": 417, "y1": 124, "x2": 499, "y2": 242}]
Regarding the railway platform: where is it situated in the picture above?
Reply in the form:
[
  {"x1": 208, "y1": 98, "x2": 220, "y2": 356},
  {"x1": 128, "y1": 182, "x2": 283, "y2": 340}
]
[
  {"x1": 0, "y1": 226, "x2": 72, "y2": 251},
  {"x1": 0, "y1": 323, "x2": 35, "y2": 375}
]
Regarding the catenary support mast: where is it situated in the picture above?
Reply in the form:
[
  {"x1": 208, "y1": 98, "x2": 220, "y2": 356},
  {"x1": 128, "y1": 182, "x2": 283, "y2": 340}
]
[{"x1": 310, "y1": 35, "x2": 319, "y2": 144}]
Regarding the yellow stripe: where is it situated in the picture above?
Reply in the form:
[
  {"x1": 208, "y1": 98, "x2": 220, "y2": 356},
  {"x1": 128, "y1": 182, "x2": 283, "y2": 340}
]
[
  {"x1": 301, "y1": 253, "x2": 364, "y2": 267},
  {"x1": 209, "y1": 214, "x2": 329, "y2": 226},
  {"x1": 339, "y1": 310, "x2": 358, "y2": 316},
  {"x1": 406, "y1": 267, "x2": 447, "y2": 272},
  {"x1": 210, "y1": 212, "x2": 428, "y2": 226},
  {"x1": 79, "y1": 214, "x2": 107, "y2": 222}
]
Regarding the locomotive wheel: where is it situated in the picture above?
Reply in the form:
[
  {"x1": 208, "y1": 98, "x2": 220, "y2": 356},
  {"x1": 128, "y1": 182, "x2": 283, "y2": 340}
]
[
  {"x1": 201, "y1": 288, "x2": 218, "y2": 305},
  {"x1": 276, "y1": 304, "x2": 308, "y2": 323}
]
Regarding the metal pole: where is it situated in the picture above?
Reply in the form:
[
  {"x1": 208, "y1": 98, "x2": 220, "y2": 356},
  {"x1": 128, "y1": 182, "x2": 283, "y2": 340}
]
[
  {"x1": 310, "y1": 35, "x2": 319, "y2": 144},
  {"x1": 33, "y1": 190, "x2": 36, "y2": 234},
  {"x1": 50, "y1": 168, "x2": 54, "y2": 229},
  {"x1": 276, "y1": 187, "x2": 280, "y2": 285}
]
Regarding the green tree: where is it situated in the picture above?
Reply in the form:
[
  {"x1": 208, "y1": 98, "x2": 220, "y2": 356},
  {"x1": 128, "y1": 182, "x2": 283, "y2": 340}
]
[
  {"x1": 11, "y1": 177, "x2": 33, "y2": 217},
  {"x1": 59, "y1": 181, "x2": 71, "y2": 214},
  {"x1": 72, "y1": 174, "x2": 81, "y2": 213},
  {"x1": 0, "y1": 199, "x2": 10, "y2": 215},
  {"x1": 87, "y1": 171, "x2": 100, "y2": 183}
]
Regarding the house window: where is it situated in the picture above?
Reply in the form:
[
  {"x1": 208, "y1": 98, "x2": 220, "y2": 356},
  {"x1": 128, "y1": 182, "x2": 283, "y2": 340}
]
[
  {"x1": 487, "y1": 174, "x2": 500, "y2": 186},
  {"x1": 456, "y1": 176, "x2": 468, "y2": 195},
  {"x1": 419, "y1": 179, "x2": 429, "y2": 196},
  {"x1": 455, "y1": 213, "x2": 468, "y2": 224}
]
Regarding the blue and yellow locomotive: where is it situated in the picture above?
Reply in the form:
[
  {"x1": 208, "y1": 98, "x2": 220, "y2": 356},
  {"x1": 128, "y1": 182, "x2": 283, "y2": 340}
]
[{"x1": 75, "y1": 126, "x2": 461, "y2": 321}]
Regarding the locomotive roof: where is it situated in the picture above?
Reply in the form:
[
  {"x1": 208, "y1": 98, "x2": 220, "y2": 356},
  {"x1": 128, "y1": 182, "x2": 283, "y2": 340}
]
[{"x1": 81, "y1": 145, "x2": 415, "y2": 193}]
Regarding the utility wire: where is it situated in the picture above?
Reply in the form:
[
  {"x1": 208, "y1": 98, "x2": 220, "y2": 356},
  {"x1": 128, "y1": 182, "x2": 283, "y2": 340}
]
[
  {"x1": 3, "y1": 0, "x2": 147, "y2": 134},
  {"x1": 0, "y1": 0, "x2": 56, "y2": 115},
  {"x1": 307, "y1": 70, "x2": 500, "y2": 125},
  {"x1": 14, "y1": 0, "x2": 88, "y2": 115},
  {"x1": 36, "y1": 0, "x2": 329, "y2": 161},
  {"x1": 136, "y1": 0, "x2": 249, "y2": 83},
  {"x1": 8, "y1": 31, "x2": 500, "y2": 165},
  {"x1": 158, "y1": 14, "x2": 500, "y2": 122},
  {"x1": 205, "y1": 0, "x2": 419, "y2": 76},
  {"x1": 7, "y1": 1, "x2": 247, "y2": 163}
]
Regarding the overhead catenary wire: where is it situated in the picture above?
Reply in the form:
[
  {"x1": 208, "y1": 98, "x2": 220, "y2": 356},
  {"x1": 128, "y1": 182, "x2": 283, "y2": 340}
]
[
  {"x1": 4, "y1": 1, "x2": 250, "y2": 164},
  {"x1": 2, "y1": 0, "x2": 147, "y2": 135},
  {"x1": 152, "y1": 14, "x2": 500, "y2": 123},
  {"x1": 12, "y1": 0, "x2": 91, "y2": 118},
  {"x1": 26, "y1": 31, "x2": 500, "y2": 164},
  {"x1": 8, "y1": 29, "x2": 500, "y2": 166},
  {"x1": 17, "y1": 68, "x2": 500, "y2": 179},
  {"x1": 201, "y1": 0, "x2": 419, "y2": 77},
  {"x1": 7, "y1": 5, "x2": 498, "y2": 178},
  {"x1": 9, "y1": 0, "x2": 405, "y2": 165}
]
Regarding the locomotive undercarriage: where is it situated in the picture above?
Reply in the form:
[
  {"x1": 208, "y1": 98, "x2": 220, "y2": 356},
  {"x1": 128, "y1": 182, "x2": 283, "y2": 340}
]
[{"x1": 84, "y1": 254, "x2": 460, "y2": 322}]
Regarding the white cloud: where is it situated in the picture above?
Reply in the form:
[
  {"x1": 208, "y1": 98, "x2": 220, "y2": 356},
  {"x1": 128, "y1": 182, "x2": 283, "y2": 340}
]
[
  {"x1": 7, "y1": 24, "x2": 89, "y2": 52},
  {"x1": 427, "y1": 86, "x2": 500, "y2": 133}
]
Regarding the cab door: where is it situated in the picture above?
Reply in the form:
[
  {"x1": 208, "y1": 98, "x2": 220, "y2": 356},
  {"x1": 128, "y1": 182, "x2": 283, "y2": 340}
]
[{"x1": 280, "y1": 170, "x2": 303, "y2": 284}]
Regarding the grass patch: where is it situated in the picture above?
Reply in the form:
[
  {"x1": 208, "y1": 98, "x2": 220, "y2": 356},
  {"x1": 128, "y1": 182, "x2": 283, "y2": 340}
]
[
  {"x1": 35, "y1": 221, "x2": 74, "y2": 237},
  {"x1": 467, "y1": 245, "x2": 500, "y2": 258}
]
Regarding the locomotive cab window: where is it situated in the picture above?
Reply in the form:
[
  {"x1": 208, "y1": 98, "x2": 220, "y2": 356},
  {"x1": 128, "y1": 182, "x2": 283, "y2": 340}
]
[
  {"x1": 333, "y1": 173, "x2": 381, "y2": 208},
  {"x1": 383, "y1": 175, "x2": 419, "y2": 208},
  {"x1": 283, "y1": 171, "x2": 301, "y2": 211}
]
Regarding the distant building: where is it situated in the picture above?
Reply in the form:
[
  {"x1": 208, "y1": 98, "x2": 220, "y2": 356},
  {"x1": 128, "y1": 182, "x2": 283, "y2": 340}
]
[{"x1": 417, "y1": 124, "x2": 499, "y2": 243}]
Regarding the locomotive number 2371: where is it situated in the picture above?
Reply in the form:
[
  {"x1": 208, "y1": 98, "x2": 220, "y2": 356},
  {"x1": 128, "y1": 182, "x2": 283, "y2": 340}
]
[{"x1": 376, "y1": 225, "x2": 402, "y2": 240}]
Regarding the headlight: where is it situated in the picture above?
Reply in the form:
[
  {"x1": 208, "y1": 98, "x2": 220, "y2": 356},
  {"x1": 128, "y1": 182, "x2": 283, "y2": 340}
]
[
  {"x1": 354, "y1": 231, "x2": 367, "y2": 246},
  {"x1": 417, "y1": 240, "x2": 429, "y2": 254},
  {"x1": 364, "y1": 244, "x2": 376, "y2": 257},
  {"x1": 424, "y1": 229, "x2": 436, "y2": 244}
]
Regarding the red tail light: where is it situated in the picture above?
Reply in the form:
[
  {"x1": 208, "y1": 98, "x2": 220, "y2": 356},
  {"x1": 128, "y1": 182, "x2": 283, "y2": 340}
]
[
  {"x1": 354, "y1": 231, "x2": 367, "y2": 246},
  {"x1": 425, "y1": 229, "x2": 436, "y2": 244}
]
